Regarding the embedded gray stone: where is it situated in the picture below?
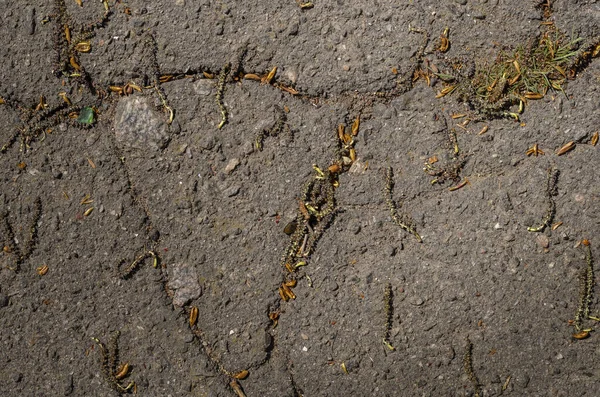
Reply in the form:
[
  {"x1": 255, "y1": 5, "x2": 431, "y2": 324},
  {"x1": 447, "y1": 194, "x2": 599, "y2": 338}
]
[
  {"x1": 167, "y1": 263, "x2": 202, "y2": 307},
  {"x1": 114, "y1": 96, "x2": 170, "y2": 150}
]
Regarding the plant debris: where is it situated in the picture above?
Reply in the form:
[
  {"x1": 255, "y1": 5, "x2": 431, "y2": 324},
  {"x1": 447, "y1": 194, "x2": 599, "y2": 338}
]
[
  {"x1": 92, "y1": 331, "x2": 136, "y2": 394},
  {"x1": 527, "y1": 167, "x2": 559, "y2": 232},
  {"x1": 384, "y1": 167, "x2": 422, "y2": 242}
]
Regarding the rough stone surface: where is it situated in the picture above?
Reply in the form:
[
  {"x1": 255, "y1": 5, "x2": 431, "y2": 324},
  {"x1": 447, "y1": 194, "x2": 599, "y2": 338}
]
[
  {"x1": 167, "y1": 263, "x2": 203, "y2": 307},
  {"x1": 114, "y1": 96, "x2": 170, "y2": 150}
]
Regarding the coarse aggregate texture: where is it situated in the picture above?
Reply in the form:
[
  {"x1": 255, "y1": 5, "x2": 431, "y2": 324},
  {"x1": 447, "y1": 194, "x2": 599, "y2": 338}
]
[{"x1": 1, "y1": 1, "x2": 600, "y2": 396}]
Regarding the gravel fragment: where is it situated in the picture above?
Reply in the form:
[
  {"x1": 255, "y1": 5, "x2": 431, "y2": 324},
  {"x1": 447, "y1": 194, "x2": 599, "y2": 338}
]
[
  {"x1": 114, "y1": 96, "x2": 170, "y2": 150},
  {"x1": 167, "y1": 263, "x2": 203, "y2": 307}
]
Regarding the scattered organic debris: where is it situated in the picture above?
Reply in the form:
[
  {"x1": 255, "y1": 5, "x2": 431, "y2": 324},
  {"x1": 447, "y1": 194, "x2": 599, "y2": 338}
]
[
  {"x1": 296, "y1": 1, "x2": 314, "y2": 10},
  {"x1": 36, "y1": 264, "x2": 49, "y2": 276},
  {"x1": 423, "y1": 7, "x2": 599, "y2": 120},
  {"x1": 436, "y1": 27, "x2": 450, "y2": 53},
  {"x1": 572, "y1": 240, "x2": 599, "y2": 339},
  {"x1": 145, "y1": 33, "x2": 174, "y2": 124},
  {"x1": 280, "y1": 164, "x2": 337, "y2": 275},
  {"x1": 564, "y1": 36, "x2": 600, "y2": 77},
  {"x1": 383, "y1": 167, "x2": 422, "y2": 242},
  {"x1": 527, "y1": 167, "x2": 559, "y2": 232},
  {"x1": 216, "y1": 63, "x2": 231, "y2": 129},
  {"x1": 185, "y1": 304, "x2": 250, "y2": 381},
  {"x1": 261, "y1": 66, "x2": 278, "y2": 85},
  {"x1": 255, "y1": 105, "x2": 288, "y2": 151},
  {"x1": 230, "y1": 379, "x2": 247, "y2": 397},
  {"x1": 278, "y1": 117, "x2": 361, "y2": 302},
  {"x1": 423, "y1": 120, "x2": 467, "y2": 187},
  {"x1": 448, "y1": 178, "x2": 470, "y2": 192},
  {"x1": 502, "y1": 375, "x2": 511, "y2": 392},
  {"x1": 0, "y1": 197, "x2": 41, "y2": 271},
  {"x1": 0, "y1": 94, "x2": 97, "y2": 152},
  {"x1": 92, "y1": 331, "x2": 136, "y2": 394},
  {"x1": 463, "y1": 337, "x2": 481, "y2": 397},
  {"x1": 526, "y1": 143, "x2": 544, "y2": 157},
  {"x1": 383, "y1": 283, "x2": 395, "y2": 351},
  {"x1": 118, "y1": 249, "x2": 158, "y2": 279},
  {"x1": 52, "y1": 0, "x2": 111, "y2": 92}
]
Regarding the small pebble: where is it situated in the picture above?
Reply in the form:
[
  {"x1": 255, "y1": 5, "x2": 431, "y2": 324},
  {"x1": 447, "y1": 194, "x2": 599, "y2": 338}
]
[
  {"x1": 536, "y1": 234, "x2": 550, "y2": 249},
  {"x1": 224, "y1": 158, "x2": 240, "y2": 174},
  {"x1": 223, "y1": 185, "x2": 240, "y2": 197}
]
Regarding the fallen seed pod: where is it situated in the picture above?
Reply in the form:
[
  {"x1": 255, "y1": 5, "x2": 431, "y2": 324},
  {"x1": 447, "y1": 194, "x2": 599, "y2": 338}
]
[
  {"x1": 278, "y1": 287, "x2": 289, "y2": 301},
  {"x1": 435, "y1": 85, "x2": 456, "y2": 98},
  {"x1": 74, "y1": 41, "x2": 91, "y2": 53},
  {"x1": 233, "y1": 370, "x2": 249, "y2": 380},
  {"x1": 58, "y1": 92, "x2": 72, "y2": 106},
  {"x1": 69, "y1": 56, "x2": 81, "y2": 71},
  {"x1": 328, "y1": 164, "x2": 342, "y2": 174},
  {"x1": 340, "y1": 362, "x2": 349, "y2": 374},
  {"x1": 114, "y1": 363, "x2": 130, "y2": 380},
  {"x1": 281, "y1": 283, "x2": 296, "y2": 299},
  {"x1": 572, "y1": 330, "x2": 590, "y2": 340},
  {"x1": 438, "y1": 36, "x2": 449, "y2": 52},
  {"x1": 523, "y1": 92, "x2": 543, "y2": 99},
  {"x1": 351, "y1": 115, "x2": 360, "y2": 136},
  {"x1": 263, "y1": 66, "x2": 277, "y2": 84},
  {"x1": 37, "y1": 264, "x2": 49, "y2": 276},
  {"x1": 556, "y1": 141, "x2": 575, "y2": 156},
  {"x1": 189, "y1": 306, "x2": 199, "y2": 327},
  {"x1": 284, "y1": 279, "x2": 297, "y2": 288},
  {"x1": 337, "y1": 124, "x2": 345, "y2": 142}
]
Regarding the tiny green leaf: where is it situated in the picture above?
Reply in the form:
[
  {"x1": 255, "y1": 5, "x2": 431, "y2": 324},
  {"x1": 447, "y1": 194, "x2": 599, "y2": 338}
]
[{"x1": 77, "y1": 107, "x2": 95, "y2": 124}]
